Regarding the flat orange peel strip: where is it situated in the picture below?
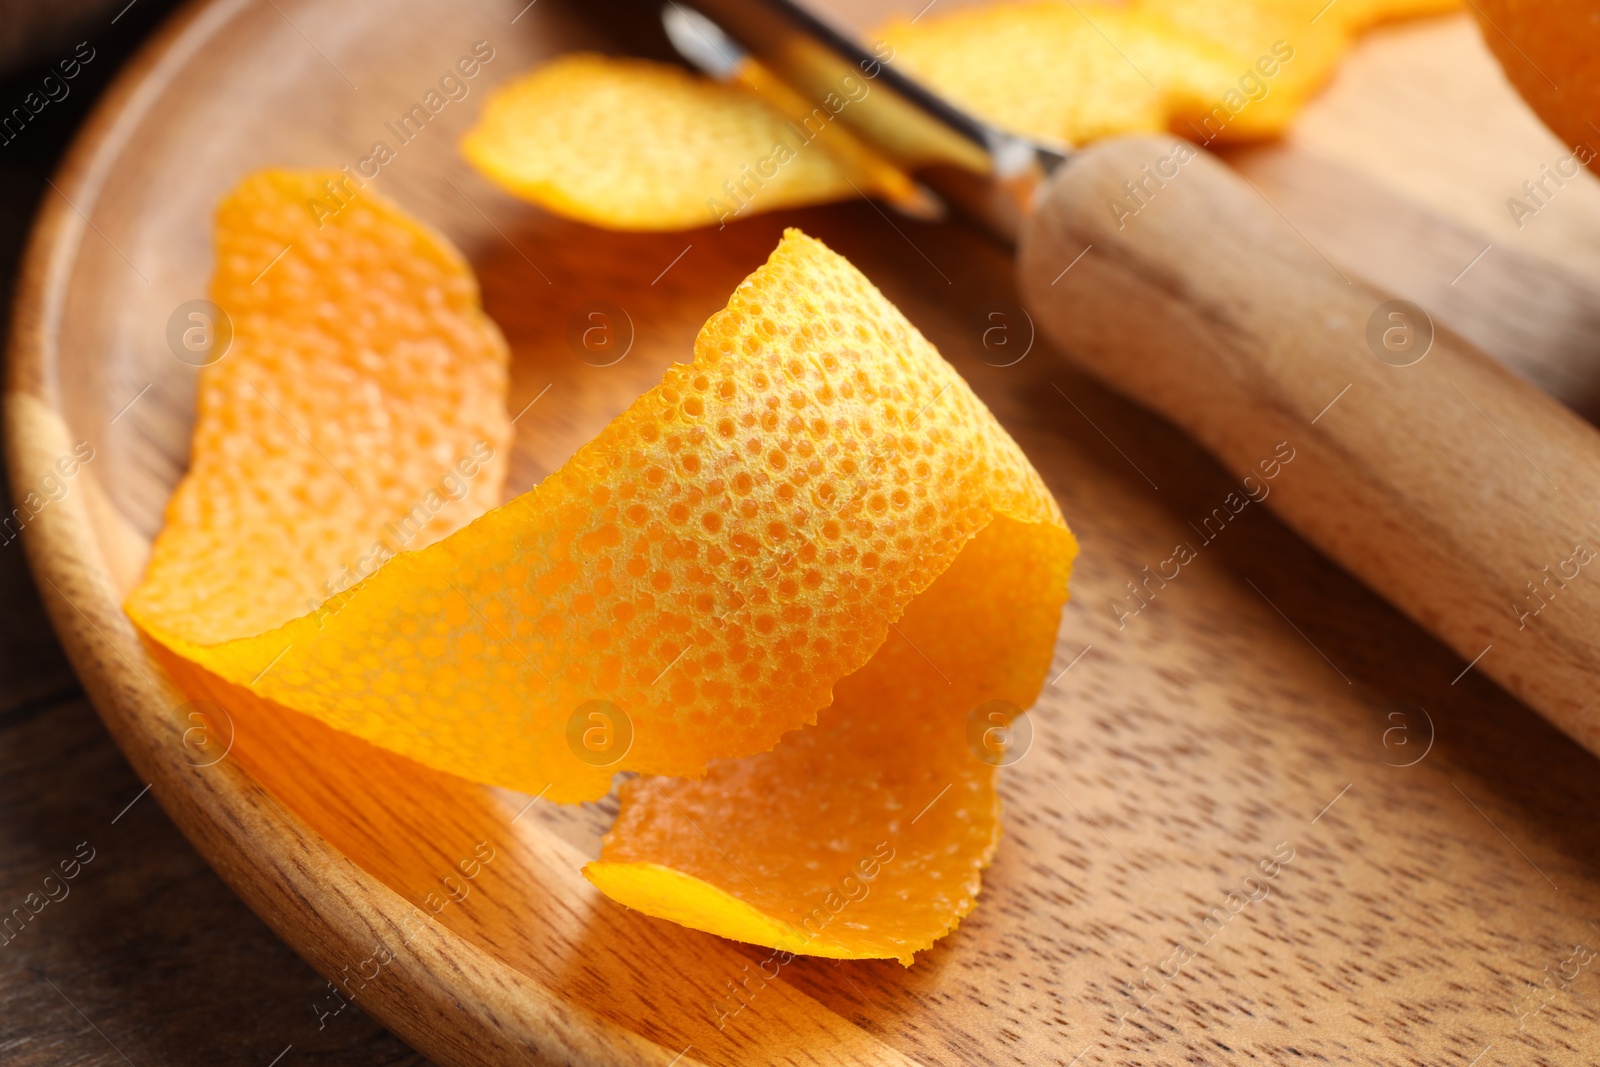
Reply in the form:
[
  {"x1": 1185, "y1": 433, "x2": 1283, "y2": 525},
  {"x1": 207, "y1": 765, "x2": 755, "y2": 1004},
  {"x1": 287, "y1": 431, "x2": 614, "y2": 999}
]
[
  {"x1": 878, "y1": 3, "x2": 1241, "y2": 146},
  {"x1": 460, "y1": 3, "x2": 1464, "y2": 235},
  {"x1": 880, "y1": 0, "x2": 1461, "y2": 148},
  {"x1": 460, "y1": 53, "x2": 914, "y2": 232},
  {"x1": 126, "y1": 169, "x2": 511, "y2": 649},
  {"x1": 133, "y1": 225, "x2": 1075, "y2": 817}
]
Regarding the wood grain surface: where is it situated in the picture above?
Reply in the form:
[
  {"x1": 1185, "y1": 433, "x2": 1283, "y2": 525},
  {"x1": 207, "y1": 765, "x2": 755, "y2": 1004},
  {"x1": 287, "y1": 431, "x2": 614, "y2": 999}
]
[
  {"x1": 1021, "y1": 130, "x2": 1600, "y2": 769},
  {"x1": 6, "y1": 1, "x2": 1600, "y2": 1065}
]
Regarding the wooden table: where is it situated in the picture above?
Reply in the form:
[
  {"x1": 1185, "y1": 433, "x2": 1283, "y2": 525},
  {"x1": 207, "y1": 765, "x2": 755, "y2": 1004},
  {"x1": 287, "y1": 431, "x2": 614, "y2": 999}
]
[{"x1": 6, "y1": 2, "x2": 1600, "y2": 1065}]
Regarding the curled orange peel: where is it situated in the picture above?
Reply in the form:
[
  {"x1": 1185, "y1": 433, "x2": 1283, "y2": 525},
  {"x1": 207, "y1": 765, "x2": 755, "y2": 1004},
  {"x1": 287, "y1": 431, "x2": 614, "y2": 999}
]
[
  {"x1": 130, "y1": 185, "x2": 1076, "y2": 798},
  {"x1": 460, "y1": 53, "x2": 915, "y2": 232},
  {"x1": 586, "y1": 509, "x2": 1069, "y2": 964},
  {"x1": 130, "y1": 174, "x2": 1076, "y2": 961}
]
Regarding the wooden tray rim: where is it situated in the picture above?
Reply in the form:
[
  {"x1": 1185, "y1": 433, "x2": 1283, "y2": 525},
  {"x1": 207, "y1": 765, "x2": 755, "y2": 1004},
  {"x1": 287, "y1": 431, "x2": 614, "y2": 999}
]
[{"x1": 1, "y1": 2, "x2": 690, "y2": 1064}]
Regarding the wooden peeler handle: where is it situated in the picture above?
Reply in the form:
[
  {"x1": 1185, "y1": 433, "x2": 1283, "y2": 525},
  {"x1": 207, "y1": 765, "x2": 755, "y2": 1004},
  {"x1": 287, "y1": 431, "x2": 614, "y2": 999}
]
[{"x1": 1018, "y1": 133, "x2": 1600, "y2": 759}]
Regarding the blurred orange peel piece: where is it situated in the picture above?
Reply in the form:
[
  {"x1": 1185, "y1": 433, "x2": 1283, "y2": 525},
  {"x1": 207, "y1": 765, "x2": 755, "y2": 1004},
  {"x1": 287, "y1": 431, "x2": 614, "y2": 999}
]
[
  {"x1": 128, "y1": 174, "x2": 1077, "y2": 960},
  {"x1": 884, "y1": 0, "x2": 1460, "y2": 146},
  {"x1": 460, "y1": 0, "x2": 1458, "y2": 230},
  {"x1": 461, "y1": 52, "x2": 917, "y2": 231},
  {"x1": 882, "y1": 0, "x2": 1459, "y2": 147}
]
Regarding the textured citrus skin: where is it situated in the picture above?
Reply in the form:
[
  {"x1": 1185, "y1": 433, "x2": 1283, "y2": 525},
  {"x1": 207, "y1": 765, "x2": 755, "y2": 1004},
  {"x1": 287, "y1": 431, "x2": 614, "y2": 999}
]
[
  {"x1": 463, "y1": 6, "x2": 1458, "y2": 232},
  {"x1": 878, "y1": 3, "x2": 1242, "y2": 146},
  {"x1": 882, "y1": 0, "x2": 1460, "y2": 148},
  {"x1": 587, "y1": 511, "x2": 1071, "y2": 964},
  {"x1": 461, "y1": 54, "x2": 910, "y2": 232},
  {"x1": 1132, "y1": 0, "x2": 1345, "y2": 137},
  {"x1": 126, "y1": 171, "x2": 510, "y2": 646},
  {"x1": 143, "y1": 230, "x2": 1073, "y2": 806},
  {"x1": 1474, "y1": 0, "x2": 1600, "y2": 169},
  {"x1": 1138, "y1": 0, "x2": 1459, "y2": 139}
]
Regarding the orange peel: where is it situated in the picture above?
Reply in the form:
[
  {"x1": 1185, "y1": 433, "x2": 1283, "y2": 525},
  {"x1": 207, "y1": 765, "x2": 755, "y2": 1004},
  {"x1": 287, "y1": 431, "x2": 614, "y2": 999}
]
[
  {"x1": 587, "y1": 509, "x2": 1069, "y2": 964},
  {"x1": 461, "y1": 5, "x2": 1460, "y2": 231},
  {"x1": 131, "y1": 169, "x2": 1076, "y2": 961},
  {"x1": 883, "y1": 0, "x2": 1460, "y2": 147},
  {"x1": 132, "y1": 219, "x2": 1076, "y2": 825},
  {"x1": 877, "y1": 3, "x2": 1242, "y2": 146},
  {"x1": 460, "y1": 53, "x2": 913, "y2": 231},
  {"x1": 126, "y1": 170, "x2": 511, "y2": 647},
  {"x1": 1133, "y1": 0, "x2": 1459, "y2": 140}
]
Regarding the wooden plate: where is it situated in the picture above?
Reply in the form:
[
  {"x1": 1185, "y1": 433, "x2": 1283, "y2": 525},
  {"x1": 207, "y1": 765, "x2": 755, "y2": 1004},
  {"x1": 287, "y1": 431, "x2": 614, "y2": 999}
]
[{"x1": 9, "y1": 1, "x2": 1600, "y2": 1064}]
